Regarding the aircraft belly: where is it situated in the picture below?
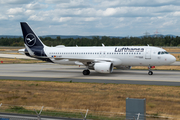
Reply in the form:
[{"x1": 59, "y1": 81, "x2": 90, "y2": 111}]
[
  {"x1": 121, "y1": 57, "x2": 145, "y2": 66},
  {"x1": 121, "y1": 58, "x2": 159, "y2": 66}
]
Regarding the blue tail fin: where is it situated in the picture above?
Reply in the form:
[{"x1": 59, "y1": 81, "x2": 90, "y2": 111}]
[
  {"x1": 20, "y1": 22, "x2": 53, "y2": 63},
  {"x1": 20, "y1": 22, "x2": 45, "y2": 49}
]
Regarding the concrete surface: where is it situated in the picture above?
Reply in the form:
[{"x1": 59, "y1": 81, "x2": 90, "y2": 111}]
[{"x1": 0, "y1": 64, "x2": 179, "y2": 86}]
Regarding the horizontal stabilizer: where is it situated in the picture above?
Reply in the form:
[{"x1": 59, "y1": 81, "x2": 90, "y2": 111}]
[{"x1": 24, "y1": 44, "x2": 35, "y2": 56}]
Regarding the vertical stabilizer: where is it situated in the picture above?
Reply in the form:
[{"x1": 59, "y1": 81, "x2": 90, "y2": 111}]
[
  {"x1": 20, "y1": 22, "x2": 53, "y2": 63},
  {"x1": 20, "y1": 22, "x2": 45, "y2": 49}
]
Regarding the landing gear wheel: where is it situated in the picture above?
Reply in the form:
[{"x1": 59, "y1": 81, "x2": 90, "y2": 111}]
[
  {"x1": 83, "y1": 70, "x2": 90, "y2": 75},
  {"x1": 148, "y1": 65, "x2": 154, "y2": 75},
  {"x1": 148, "y1": 71, "x2": 153, "y2": 75}
]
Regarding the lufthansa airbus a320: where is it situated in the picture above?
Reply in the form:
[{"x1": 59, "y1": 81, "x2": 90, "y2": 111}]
[{"x1": 19, "y1": 22, "x2": 176, "y2": 75}]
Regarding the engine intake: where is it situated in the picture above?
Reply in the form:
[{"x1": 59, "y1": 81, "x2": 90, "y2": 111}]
[{"x1": 94, "y1": 62, "x2": 113, "y2": 73}]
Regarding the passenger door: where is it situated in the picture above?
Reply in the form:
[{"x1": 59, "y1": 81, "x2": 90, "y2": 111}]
[{"x1": 145, "y1": 48, "x2": 151, "y2": 59}]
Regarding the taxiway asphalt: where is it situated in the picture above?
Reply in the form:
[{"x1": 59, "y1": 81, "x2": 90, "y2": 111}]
[{"x1": 0, "y1": 63, "x2": 179, "y2": 86}]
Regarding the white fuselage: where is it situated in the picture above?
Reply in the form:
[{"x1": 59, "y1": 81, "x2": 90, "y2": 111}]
[{"x1": 44, "y1": 46, "x2": 176, "y2": 66}]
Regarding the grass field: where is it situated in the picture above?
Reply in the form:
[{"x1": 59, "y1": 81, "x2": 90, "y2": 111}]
[
  {"x1": 132, "y1": 66, "x2": 180, "y2": 70},
  {"x1": 0, "y1": 80, "x2": 180, "y2": 119},
  {"x1": 163, "y1": 47, "x2": 180, "y2": 52}
]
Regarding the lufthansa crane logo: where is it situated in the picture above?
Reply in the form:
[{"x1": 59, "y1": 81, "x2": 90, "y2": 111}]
[{"x1": 25, "y1": 33, "x2": 36, "y2": 47}]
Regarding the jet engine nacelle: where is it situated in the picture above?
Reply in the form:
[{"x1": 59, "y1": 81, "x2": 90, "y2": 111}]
[
  {"x1": 18, "y1": 48, "x2": 25, "y2": 55},
  {"x1": 116, "y1": 65, "x2": 131, "y2": 70},
  {"x1": 94, "y1": 62, "x2": 113, "y2": 73}
]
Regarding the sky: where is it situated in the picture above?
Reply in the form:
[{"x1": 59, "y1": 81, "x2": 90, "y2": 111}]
[{"x1": 1, "y1": 0, "x2": 180, "y2": 36}]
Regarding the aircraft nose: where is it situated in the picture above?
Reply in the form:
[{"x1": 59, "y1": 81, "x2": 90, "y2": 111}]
[{"x1": 170, "y1": 55, "x2": 176, "y2": 63}]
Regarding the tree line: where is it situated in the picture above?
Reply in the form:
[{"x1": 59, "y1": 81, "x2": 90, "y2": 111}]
[{"x1": 0, "y1": 36, "x2": 180, "y2": 47}]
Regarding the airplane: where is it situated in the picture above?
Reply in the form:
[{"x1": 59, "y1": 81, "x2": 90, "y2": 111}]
[{"x1": 19, "y1": 22, "x2": 176, "y2": 75}]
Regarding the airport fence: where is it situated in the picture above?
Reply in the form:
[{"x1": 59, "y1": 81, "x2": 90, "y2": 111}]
[{"x1": 0, "y1": 104, "x2": 174, "y2": 120}]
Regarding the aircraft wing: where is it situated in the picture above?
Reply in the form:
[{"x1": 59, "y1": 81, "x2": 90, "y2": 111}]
[
  {"x1": 54, "y1": 57, "x2": 122, "y2": 65},
  {"x1": 55, "y1": 57, "x2": 108, "y2": 62}
]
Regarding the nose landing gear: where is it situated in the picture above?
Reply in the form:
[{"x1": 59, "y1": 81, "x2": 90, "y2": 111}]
[
  {"x1": 148, "y1": 71, "x2": 153, "y2": 75},
  {"x1": 148, "y1": 66, "x2": 154, "y2": 75}
]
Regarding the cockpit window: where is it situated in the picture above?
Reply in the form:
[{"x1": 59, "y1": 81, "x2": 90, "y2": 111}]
[
  {"x1": 164, "y1": 52, "x2": 168, "y2": 54},
  {"x1": 158, "y1": 51, "x2": 169, "y2": 55}
]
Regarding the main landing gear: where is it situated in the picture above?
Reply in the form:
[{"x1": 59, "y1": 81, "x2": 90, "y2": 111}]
[
  {"x1": 148, "y1": 66, "x2": 153, "y2": 75},
  {"x1": 83, "y1": 69, "x2": 90, "y2": 75}
]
